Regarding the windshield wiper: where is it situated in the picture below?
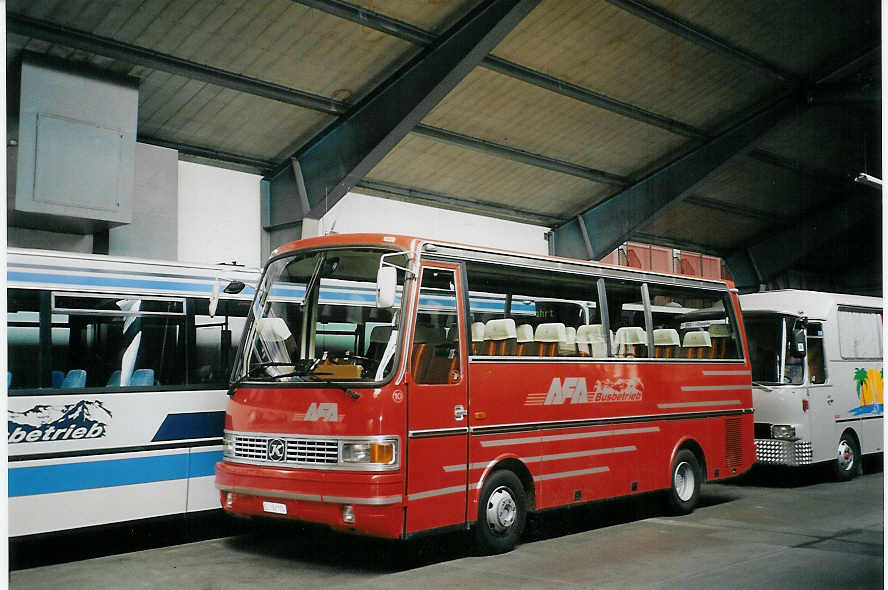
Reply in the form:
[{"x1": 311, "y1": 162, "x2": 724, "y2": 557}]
[
  {"x1": 227, "y1": 361, "x2": 311, "y2": 395},
  {"x1": 269, "y1": 371, "x2": 361, "y2": 400},
  {"x1": 300, "y1": 373, "x2": 361, "y2": 400},
  {"x1": 751, "y1": 381, "x2": 774, "y2": 392}
]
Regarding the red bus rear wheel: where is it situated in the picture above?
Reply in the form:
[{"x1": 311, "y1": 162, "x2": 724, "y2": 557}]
[{"x1": 667, "y1": 449, "x2": 701, "y2": 515}]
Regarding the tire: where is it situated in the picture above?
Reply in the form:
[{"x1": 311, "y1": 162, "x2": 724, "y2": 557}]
[
  {"x1": 834, "y1": 433, "x2": 861, "y2": 482},
  {"x1": 473, "y1": 470, "x2": 527, "y2": 554},
  {"x1": 666, "y1": 449, "x2": 702, "y2": 515}
]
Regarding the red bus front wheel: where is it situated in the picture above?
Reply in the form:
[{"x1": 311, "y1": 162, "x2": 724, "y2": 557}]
[{"x1": 474, "y1": 470, "x2": 527, "y2": 554}]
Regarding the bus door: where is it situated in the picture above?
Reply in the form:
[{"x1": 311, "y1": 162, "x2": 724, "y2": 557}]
[{"x1": 405, "y1": 263, "x2": 469, "y2": 534}]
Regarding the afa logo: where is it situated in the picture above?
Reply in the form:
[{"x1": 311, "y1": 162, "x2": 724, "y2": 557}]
[
  {"x1": 526, "y1": 377, "x2": 644, "y2": 406},
  {"x1": 304, "y1": 402, "x2": 339, "y2": 422},
  {"x1": 8, "y1": 400, "x2": 111, "y2": 443}
]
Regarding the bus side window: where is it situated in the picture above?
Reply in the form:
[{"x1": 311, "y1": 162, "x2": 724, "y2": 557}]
[
  {"x1": 806, "y1": 323, "x2": 826, "y2": 384},
  {"x1": 603, "y1": 279, "x2": 648, "y2": 358},
  {"x1": 414, "y1": 269, "x2": 460, "y2": 385}
]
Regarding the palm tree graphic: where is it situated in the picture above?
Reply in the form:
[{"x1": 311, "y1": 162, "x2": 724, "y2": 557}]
[{"x1": 853, "y1": 368, "x2": 868, "y2": 403}]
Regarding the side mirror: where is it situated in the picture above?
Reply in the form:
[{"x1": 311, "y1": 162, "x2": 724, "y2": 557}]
[
  {"x1": 789, "y1": 328, "x2": 807, "y2": 358},
  {"x1": 376, "y1": 266, "x2": 396, "y2": 308},
  {"x1": 224, "y1": 280, "x2": 246, "y2": 294}
]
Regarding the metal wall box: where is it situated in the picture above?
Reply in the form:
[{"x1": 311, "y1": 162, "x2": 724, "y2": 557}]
[{"x1": 13, "y1": 54, "x2": 137, "y2": 233}]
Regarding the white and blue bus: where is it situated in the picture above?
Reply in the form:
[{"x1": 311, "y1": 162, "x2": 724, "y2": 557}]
[{"x1": 7, "y1": 248, "x2": 259, "y2": 538}]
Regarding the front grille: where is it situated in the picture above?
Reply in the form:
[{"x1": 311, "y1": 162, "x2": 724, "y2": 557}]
[
  {"x1": 231, "y1": 434, "x2": 339, "y2": 465},
  {"x1": 233, "y1": 435, "x2": 271, "y2": 461},
  {"x1": 287, "y1": 439, "x2": 339, "y2": 464},
  {"x1": 755, "y1": 438, "x2": 813, "y2": 466}
]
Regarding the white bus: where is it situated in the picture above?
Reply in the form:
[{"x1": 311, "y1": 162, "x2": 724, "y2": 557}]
[
  {"x1": 7, "y1": 248, "x2": 258, "y2": 537},
  {"x1": 740, "y1": 290, "x2": 883, "y2": 480}
]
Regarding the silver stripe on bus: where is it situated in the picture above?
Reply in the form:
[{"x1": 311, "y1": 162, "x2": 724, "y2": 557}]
[
  {"x1": 480, "y1": 426, "x2": 659, "y2": 447},
  {"x1": 681, "y1": 384, "x2": 752, "y2": 391},
  {"x1": 702, "y1": 370, "x2": 751, "y2": 376},
  {"x1": 443, "y1": 445, "x2": 636, "y2": 472},
  {"x1": 408, "y1": 427, "x2": 469, "y2": 438},
  {"x1": 216, "y1": 484, "x2": 403, "y2": 505},
  {"x1": 535, "y1": 466, "x2": 610, "y2": 481},
  {"x1": 408, "y1": 485, "x2": 467, "y2": 501},
  {"x1": 658, "y1": 400, "x2": 740, "y2": 409}
]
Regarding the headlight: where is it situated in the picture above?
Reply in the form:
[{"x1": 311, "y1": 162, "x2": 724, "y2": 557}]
[
  {"x1": 771, "y1": 425, "x2": 797, "y2": 440},
  {"x1": 223, "y1": 432, "x2": 236, "y2": 457},
  {"x1": 341, "y1": 441, "x2": 397, "y2": 465}
]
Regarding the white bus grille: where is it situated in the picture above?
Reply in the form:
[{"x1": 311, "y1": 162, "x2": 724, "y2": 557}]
[
  {"x1": 232, "y1": 435, "x2": 339, "y2": 465},
  {"x1": 754, "y1": 438, "x2": 813, "y2": 466}
]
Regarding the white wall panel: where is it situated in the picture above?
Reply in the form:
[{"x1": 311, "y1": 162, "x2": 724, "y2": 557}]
[{"x1": 177, "y1": 161, "x2": 262, "y2": 268}]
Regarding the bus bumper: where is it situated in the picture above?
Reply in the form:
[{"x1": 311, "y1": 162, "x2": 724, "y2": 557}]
[
  {"x1": 754, "y1": 438, "x2": 813, "y2": 466},
  {"x1": 215, "y1": 461, "x2": 404, "y2": 538}
]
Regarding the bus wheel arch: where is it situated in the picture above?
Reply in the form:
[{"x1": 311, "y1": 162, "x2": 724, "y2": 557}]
[
  {"x1": 834, "y1": 429, "x2": 862, "y2": 481},
  {"x1": 472, "y1": 459, "x2": 533, "y2": 554}
]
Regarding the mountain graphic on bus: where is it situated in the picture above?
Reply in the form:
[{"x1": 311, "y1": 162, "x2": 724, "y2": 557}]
[
  {"x1": 8, "y1": 400, "x2": 112, "y2": 443},
  {"x1": 849, "y1": 368, "x2": 883, "y2": 416}
]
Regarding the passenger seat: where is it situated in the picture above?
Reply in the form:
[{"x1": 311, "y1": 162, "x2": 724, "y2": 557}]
[
  {"x1": 682, "y1": 331, "x2": 712, "y2": 359},
  {"x1": 614, "y1": 327, "x2": 648, "y2": 358},
  {"x1": 576, "y1": 324, "x2": 610, "y2": 357},
  {"x1": 483, "y1": 319, "x2": 518, "y2": 356},
  {"x1": 516, "y1": 324, "x2": 536, "y2": 356},
  {"x1": 534, "y1": 323, "x2": 566, "y2": 357},
  {"x1": 653, "y1": 329, "x2": 680, "y2": 358}
]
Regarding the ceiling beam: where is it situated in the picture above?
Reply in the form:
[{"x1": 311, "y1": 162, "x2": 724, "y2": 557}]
[
  {"x1": 682, "y1": 195, "x2": 787, "y2": 223},
  {"x1": 356, "y1": 179, "x2": 565, "y2": 226},
  {"x1": 7, "y1": 13, "x2": 347, "y2": 115},
  {"x1": 606, "y1": 0, "x2": 797, "y2": 84},
  {"x1": 138, "y1": 136, "x2": 275, "y2": 171},
  {"x1": 265, "y1": 0, "x2": 540, "y2": 228},
  {"x1": 413, "y1": 124, "x2": 628, "y2": 185},
  {"x1": 551, "y1": 93, "x2": 801, "y2": 261}
]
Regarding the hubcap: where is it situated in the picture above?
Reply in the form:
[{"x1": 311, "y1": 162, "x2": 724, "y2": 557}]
[
  {"x1": 674, "y1": 461, "x2": 695, "y2": 502},
  {"x1": 486, "y1": 486, "x2": 517, "y2": 534},
  {"x1": 837, "y1": 440, "x2": 854, "y2": 471}
]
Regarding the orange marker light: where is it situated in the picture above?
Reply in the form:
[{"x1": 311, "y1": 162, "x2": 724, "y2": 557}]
[{"x1": 474, "y1": 411, "x2": 487, "y2": 420}]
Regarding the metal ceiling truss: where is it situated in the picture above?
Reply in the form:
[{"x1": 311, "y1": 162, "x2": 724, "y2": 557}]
[
  {"x1": 605, "y1": 0, "x2": 797, "y2": 84},
  {"x1": 7, "y1": 13, "x2": 347, "y2": 115},
  {"x1": 551, "y1": 92, "x2": 802, "y2": 261},
  {"x1": 138, "y1": 136, "x2": 276, "y2": 171},
  {"x1": 412, "y1": 124, "x2": 628, "y2": 185},
  {"x1": 264, "y1": 0, "x2": 540, "y2": 229},
  {"x1": 356, "y1": 179, "x2": 565, "y2": 226}
]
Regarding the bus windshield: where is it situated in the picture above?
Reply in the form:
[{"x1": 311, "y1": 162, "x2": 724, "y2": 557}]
[
  {"x1": 233, "y1": 248, "x2": 409, "y2": 384},
  {"x1": 744, "y1": 313, "x2": 804, "y2": 386}
]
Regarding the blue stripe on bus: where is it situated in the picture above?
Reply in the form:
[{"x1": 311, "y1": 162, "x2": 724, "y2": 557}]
[
  {"x1": 8, "y1": 271, "x2": 257, "y2": 297},
  {"x1": 151, "y1": 411, "x2": 226, "y2": 442},
  {"x1": 8, "y1": 450, "x2": 223, "y2": 497}
]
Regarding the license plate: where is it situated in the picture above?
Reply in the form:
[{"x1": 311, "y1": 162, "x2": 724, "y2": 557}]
[{"x1": 262, "y1": 501, "x2": 287, "y2": 515}]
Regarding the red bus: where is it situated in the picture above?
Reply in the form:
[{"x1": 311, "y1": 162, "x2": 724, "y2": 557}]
[{"x1": 215, "y1": 234, "x2": 755, "y2": 553}]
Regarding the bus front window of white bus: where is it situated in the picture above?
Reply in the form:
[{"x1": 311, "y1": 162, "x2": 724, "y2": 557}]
[{"x1": 745, "y1": 315, "x2": 804, "y2": 386}]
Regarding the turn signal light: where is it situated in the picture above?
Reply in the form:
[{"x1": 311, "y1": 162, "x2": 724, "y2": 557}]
[
  {"x1": 370, "y1": 443, "x2": 394, "y2": 464},
  {"x1": 802, "y1": 399, "x2": 809, "y2": 412}
]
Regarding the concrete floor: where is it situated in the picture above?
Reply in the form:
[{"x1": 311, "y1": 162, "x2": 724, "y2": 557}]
[{"x1": 11, "y1": 466, "x2": 884, "y2": 589}]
